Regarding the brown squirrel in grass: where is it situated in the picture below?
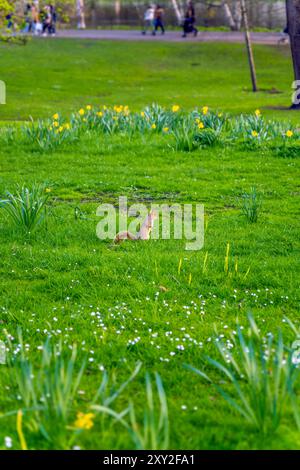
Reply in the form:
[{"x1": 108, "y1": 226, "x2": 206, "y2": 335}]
[{"x1": 114, "y1": 211, "x2": 157, "y2": 244}]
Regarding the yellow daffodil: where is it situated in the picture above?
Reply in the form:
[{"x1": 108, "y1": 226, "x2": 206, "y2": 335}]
[
  {"x1": 58, "y1": 126, "x2": 64, "y2": 133},
  {"x1": 141, "y1": 111, "x2": 145, "y2": 117},
  {"x1": 163, "y1": 127, "x2": 169, "y2": 132},
  {"x1": 79, "y1": 109, "x2": 85, "y2": 116},
  {"x1": 286, "y1": 130, "x2": 293, "y2": 138},
  {"x1": 151, "y1": 123, "x2": 156, "y2": 129},
  {"x1": 251, "y1": 130, "x2": 258, "y2": 137},
  {"x1": 53, "y1": 121, "x2": 59, "y2": 128},
  {"x1": 74, "y1": 412, "x2": 95, "y2": 431},
  {"x1": 114, "y1": 105, "x2": 123, "y2": 113},
  {"x1": 65, "y1": 123, "x2": 71, "y2": 130},
  {"x1": 172, "y1": 105, "x2": 180, "y2": 113},
  {"x1": 198, "y1": 122, "x2": 205, "y2": 129},
  {"x1": 255, "y1": 109, "x2": 261, "y2": 117},
  {"x1": 86, "y1": 105, "x2": 92, "y2": 111},
  {"x1": 52, "y1": 113, "x2": 59, "y2": 120},
  {"x1": 202, "y1": 106, "x2": 209, "y2": 115},
  {"x1": 97, "y1": 111, "x2": 103, "y2": 117}
]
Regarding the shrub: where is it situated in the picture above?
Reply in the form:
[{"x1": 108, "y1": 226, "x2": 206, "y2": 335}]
[
  {"x1": 6, "y1": 331, "x2": 142, "y2": 447},
  {"x1": 0, "y1": 125, "x2": 17, "y2": 144},
  {"x1": 240, "y1": 186, "x2": 262, "y2": 223},
  {"x1": 128, "y1": 373, "x2": 169, "y2": 450},
  {"x1": 272, "y1": 143, "x2": 300, "y2": 159},
  {"x1": 0, "y1": 183, "x2": 50, "y2": 234},
  {"x1": 194, "y1": 128, "x2": 221, "y2": 147},
  {"x1": 187, "y1": 314, "x2": 299, "y2": 435},
  {"x1": 171, "y1": 119, "x2": 199, "y2": 152},
  {"x1": 23, "y1": 118, "x2": 75, "y2": 151},
  {"x1": 92, "y1": 372, "x2": 169, "y2": 450},
  {"x1": 20, "y1": 106, "x2": 300, "y2": 153}
]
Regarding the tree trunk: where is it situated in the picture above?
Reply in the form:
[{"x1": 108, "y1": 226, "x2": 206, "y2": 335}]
[
  {"x1": 170, "y1": 0, "x2": 183, "y2": 24},
  {"x1": 76, "y1": 0, "x2": 86, "y2": 29},
  {"x1": 115, "y1": 0, "x2": 121, "y2": 24},
  {"x1": 15, "y1": 0, "x2": 26, "y2": 16},
  {"x1": 91, "y1": 8, "x2": 96, "y2": 27},
  {"x1": 240, "y1": 0, "x2": 258, "y2": 92},
  {"x1": 286, "y1": 0, "x2": 300, "y2": 108},
  {"x1": 223, "y1": 2, "x2": 236, "y2": 30},
  {"x1": 232, "y1": 0, "x2": 242, "y2": 31},
  {"x1": 90, "y1": 0, "x2": 96, "y2": 28},
  {"x1": 222, "y1": 1, "x2": 242, "y2": 31}
]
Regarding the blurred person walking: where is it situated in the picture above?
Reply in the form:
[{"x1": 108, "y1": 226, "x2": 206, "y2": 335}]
[
  {"x1": 142, "y1": 5, "x2": 155, "y2": 35},
  {"x1": 49, "y1": 4, "x2": 57, "y2": 36},
  {"x1": 5, "y1": 12, "x2": 14, "y2": 30},
  {"x1": 31, "y1": 2, "x2": 40, "y2": 35},
  {"x1": 42, "y1": 5, "x2": 52, "y2": 36},
  {"x1": 23, "y1": 3, "x2": 33, "y2": 33},
  {"x1": 31, "y1": 1, "x2": 42, "y2": 35},
  {"x1": 152, "y1": 5, "x2": 165, "y2": 35},
  {"x1": 77, "y1": 0, "x2": 86, "y2": 29},
  {"x1": 182, "y1": 1, "x2": 197, "y2": 38}
]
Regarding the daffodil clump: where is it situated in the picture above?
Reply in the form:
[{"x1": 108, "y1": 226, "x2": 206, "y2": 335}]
[
  {"x1": 20, "y1": 105, "x2": 299, "y2": 152},
  {"x1": 23, "y1": 113, "x2": 75, "y2": 151}
]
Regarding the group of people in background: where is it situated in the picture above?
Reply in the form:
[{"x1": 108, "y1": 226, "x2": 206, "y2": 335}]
[
  {"x1": 5, "y1": 2, "x2": 198, "y2": 39},
  {"x1": 142, "y1": 1, "x2": 198, "y2": 38},
  {"x1": 142, "y1": 4, "x2": 165, "y2": 35},
  {"x1": 23, "y1": 2, "x2": 57, "y2": 36}
]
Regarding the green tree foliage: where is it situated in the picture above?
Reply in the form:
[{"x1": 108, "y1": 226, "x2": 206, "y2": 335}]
[{"x1": 0, "y1": 0, "x2": 12, "y2": 24}]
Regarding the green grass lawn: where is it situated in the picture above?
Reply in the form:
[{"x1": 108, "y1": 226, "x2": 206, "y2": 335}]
[
  {"x1": 0, "y1": 39, "x2": 300, "y2": 450},
  {"x1": 0, "y1": 38, "x2": 299, "y2": 121}
]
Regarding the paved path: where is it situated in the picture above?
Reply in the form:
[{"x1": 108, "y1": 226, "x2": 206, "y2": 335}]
[{"x1": 56, "y1": 29, "x2": 286, "y2": 45}]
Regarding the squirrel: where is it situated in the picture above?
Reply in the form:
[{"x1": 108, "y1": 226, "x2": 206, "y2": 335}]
[{"x1": 114, "y1": 211, "x2": 157, "y2": 244}]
